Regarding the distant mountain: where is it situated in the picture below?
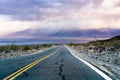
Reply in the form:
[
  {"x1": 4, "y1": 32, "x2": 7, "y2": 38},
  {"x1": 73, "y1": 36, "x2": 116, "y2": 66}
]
[
  {"x1": 49, "y1": 29, "x2": 120, "y2": 38},
  {"x1": 7, "y1": 29, "x2": 53, "y2": 38},
  {"x1": 49, "y1": 30, "x2": 82, "y2": 37},
  {"x1": 6, "y1": 28, "x2": 120, "y2": 38},
  {"x1": 50, "y1": 29, "x2": 106, "y2": 37}
]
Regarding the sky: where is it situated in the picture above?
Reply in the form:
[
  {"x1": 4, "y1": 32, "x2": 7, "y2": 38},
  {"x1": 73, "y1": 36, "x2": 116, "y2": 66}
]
[{"x1": 0, "y1": 0, "x2": 120, "y2": 37}]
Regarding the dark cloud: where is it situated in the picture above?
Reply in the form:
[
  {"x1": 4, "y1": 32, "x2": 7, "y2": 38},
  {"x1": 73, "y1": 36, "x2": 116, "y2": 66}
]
[
  {"x1": 0, "y1": 0, "x2": 60, "y2": 20},
  {"x1": 0, "y1": 0, "x2": 102, "y2": 21}
]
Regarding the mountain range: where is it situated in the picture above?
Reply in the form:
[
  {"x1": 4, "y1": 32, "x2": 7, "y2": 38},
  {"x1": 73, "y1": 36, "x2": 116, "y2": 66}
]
[{"x1": 6, "y1": 28, "x2": 120, "y2": 38}]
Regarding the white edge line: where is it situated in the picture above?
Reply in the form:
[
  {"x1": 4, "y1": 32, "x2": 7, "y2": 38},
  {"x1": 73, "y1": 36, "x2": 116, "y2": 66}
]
[{"x1": 65, "y1": 45, "x2": 112, "y2": 80}]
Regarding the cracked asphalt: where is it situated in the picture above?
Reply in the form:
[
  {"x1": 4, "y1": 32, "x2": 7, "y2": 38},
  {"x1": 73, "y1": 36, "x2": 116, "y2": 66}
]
[{"x1": 0, "y1": 46, "x2": 107, "y2": 80}]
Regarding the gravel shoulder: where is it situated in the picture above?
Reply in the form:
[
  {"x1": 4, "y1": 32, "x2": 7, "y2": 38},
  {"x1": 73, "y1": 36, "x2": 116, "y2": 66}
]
[
  {"x1": 0, "y1": 47, "x2": 51, "y2": 60},
  {"x1": 69, "y1": 46, "x2": 120, "y2": 80}
]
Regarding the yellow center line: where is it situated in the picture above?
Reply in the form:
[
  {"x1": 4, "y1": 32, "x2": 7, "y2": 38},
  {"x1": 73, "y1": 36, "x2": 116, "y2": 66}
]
[{"x1": 3, "y1": 50, "x2": 58, "y2": 80}]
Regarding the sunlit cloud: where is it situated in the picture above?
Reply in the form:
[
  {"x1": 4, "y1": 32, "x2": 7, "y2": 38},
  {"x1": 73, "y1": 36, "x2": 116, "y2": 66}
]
[
  {"x1": 0, "y1": 15, "x2": 38, "y2": 34},
  {"x1": 0, "y1": 0, "x2": 120, "y2": 37}
]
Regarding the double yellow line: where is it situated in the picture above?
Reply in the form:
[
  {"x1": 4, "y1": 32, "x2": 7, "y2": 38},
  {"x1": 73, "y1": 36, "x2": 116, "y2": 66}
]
[{"x1": 3, "y1": 50, "x2": 57, "y2": 80}]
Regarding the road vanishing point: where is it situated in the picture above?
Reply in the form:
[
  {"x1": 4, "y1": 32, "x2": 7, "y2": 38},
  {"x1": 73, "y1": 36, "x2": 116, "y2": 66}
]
[{"x1": 0, "y1": 46, "x2": 112, "y2": 80}]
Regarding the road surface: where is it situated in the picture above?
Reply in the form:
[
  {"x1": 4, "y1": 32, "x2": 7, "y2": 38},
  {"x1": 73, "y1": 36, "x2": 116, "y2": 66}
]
[{"x1": 0, "y1": 46, "x2": 112, "y2": 80}]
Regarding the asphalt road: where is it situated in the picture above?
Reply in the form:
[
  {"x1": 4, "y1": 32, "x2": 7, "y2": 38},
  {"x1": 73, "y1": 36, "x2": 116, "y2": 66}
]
[{"x1": 0, "y1": 46, "x2": 111, "y2": 80}]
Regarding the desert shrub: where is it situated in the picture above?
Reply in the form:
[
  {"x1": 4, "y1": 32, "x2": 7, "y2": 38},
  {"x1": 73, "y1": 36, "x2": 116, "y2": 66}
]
[{"x1": 22, "y1": 46, "x2": 31, "y2": 51}]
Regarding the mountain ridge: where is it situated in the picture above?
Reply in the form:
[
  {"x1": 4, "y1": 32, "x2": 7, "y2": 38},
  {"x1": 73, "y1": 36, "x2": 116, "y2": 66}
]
[{"x1": 6, "y1": 28, "x2": 120, "y2": 38}]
